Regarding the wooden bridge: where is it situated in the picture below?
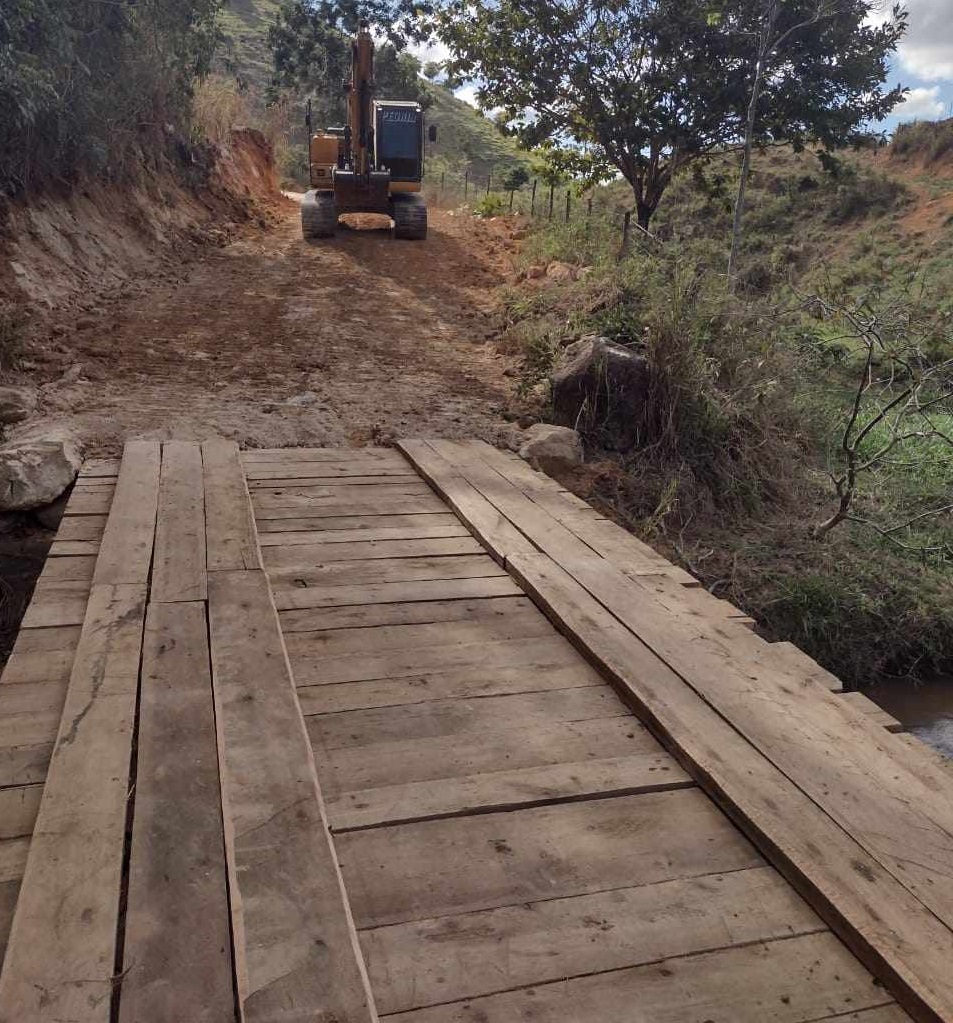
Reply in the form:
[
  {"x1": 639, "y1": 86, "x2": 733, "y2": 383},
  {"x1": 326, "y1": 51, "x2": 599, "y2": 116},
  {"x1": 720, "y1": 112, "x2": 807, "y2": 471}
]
[{"x1": 0, "y1": 438, "x2": 950, "y2": 1022}]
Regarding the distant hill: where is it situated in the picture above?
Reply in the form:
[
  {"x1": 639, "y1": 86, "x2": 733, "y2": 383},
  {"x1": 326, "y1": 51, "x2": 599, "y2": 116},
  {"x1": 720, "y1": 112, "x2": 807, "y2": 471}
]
[{"x1": 217, "y1": 0, "x2": 283, "y2": 91}]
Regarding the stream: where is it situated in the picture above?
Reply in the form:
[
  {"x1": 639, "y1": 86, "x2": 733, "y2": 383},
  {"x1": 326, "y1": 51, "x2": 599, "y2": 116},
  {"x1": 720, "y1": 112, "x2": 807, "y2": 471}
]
[{"x1": 867, "y1": 676, "x2": 953, "y2": 759}]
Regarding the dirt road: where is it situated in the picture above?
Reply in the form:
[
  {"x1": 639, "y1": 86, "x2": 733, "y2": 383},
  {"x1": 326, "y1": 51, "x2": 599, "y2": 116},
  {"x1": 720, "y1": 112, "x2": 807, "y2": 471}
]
[{"x1": 35, "y1": 198, "x2": 522, "y2": 453}]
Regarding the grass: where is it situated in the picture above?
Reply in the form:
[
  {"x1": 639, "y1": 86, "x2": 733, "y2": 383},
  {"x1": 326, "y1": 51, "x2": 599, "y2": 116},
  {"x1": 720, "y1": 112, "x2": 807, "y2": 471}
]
[{"x1": 497, "y1": 138, "x2": 953, "y2": 686}]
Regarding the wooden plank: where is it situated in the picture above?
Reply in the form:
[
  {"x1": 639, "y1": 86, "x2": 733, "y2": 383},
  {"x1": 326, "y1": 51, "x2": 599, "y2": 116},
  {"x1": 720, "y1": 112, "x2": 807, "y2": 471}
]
[
  {"x1": 363, "y1": 865, "x2": 822, "y2": 1013},
  {"x1": 272, "y1": 572, "x2": 514, "y2": 609},
  {"x1": 397, "y1": 440, "x2": 536, "y2": 566},
  {"x1": 262, "y1": 536, "x2": 484, "y2": 568},
  {"x1": 461, "y1": 439, "x2": 699, "y2": 584},
  {"x1": 337, "y1": 789, "x2": 763, "y2": 928},
  {"x1": 312, "y1": 717, "x2": 665, "y2": 797},
  {"x1": 0, "y1": 583, "x2": 148, "y2": 1022},
  {"x1": 59, "y1": 491, "x2": 113, "y2": 515},
  {"x1": 0, "y1": 744, "x2": 53, "y2": 788},
  {"x1": 202, "y1": 439, "x2": 262, "y2": 572},
  {"x1": 259, "y1": 523, "x2": 469, "y2": 545},
  {"x1": 253, "y1": 482, "x2": 432, "y2": 501},
  {"x1": 207, "y1": 570, "x2": 375, "y2": 1023},
  {"x1": 842, "y1": 691, "x2": 904, "y2": 733},
  {"x1": 253, "y1": 495, "x2": 446, "y2": 520},
  {"x1": 0, "y1": 785, "x2": 42, "y2": 839},
  {"x1": 92, "y1": 440, "x2": 161, "y2": 585},
  {"x1": 289, "y1": 635, "x2": 588, "y2": 687},
  {"x1": 283, "y1": 610, "x2": 554, "y2": 658},
  {"x1": 0, "y1": 711, "x2": 63, "y2": 749},
  {"x1": 0, "y1": 838, "x2": 29, "y2": 883},
  {"x1": 279, "y1": 594, "x2": 532, "y2": 632},
  {"x1": 36, "y1": 554, "x2": 96, "y2": 582},
  {"x1": 54, "y1": 514, "x2": 108, "y2": 541},
  {"x1": 384, "y1": 932, "x2": 897, "y2": 1023},
  {"x1": 507, "y1": 552, "x2": 953, "y2": 1022},
  {"x1": 152, "y1": 441, "x2": 207, "y2": 602},
  {"x1": 0, "y1": 681, "x2": 67, "y2": 718},
  {"x1": 328, "y1": 751, "x2": 691, "y2": 830},
  {"x1": 0, "y1": 880, "x2": 19, "y2": 967},
  {"x1": 119, "y1": 602, "x2": 233, "y2": 1023},
  {"x1": 268, "y1": 555, "x2": 506, "y2": 592},
  {"x1": 48, "y1": 540, "x2": 100, "y2": 557},
  {"x1": 19, "y1": 586, "x2": 89, "y2": 628},
  {"x1": 298, "y1": 661, "x2": 606, "y2": 714},
  {"x1": 316, "y1": 681, "x2": 624, "y2": 740},
  {"x1": 770, "y1": 641, "x2": 845, "y2": 692},
  {"x1": 241, "y1": 447, "x2": 405, "y2": 463},
  {"x1": 0, "y1": 649, "x2": 74, "y2": 686},
  {"x1": 247, "y1": 474, "x2": 422, "y2": 488},
  {"x1": 309, "y1": 688, "x2": 629, "y2": 751},
  {"x1": 257, "y1": 513, "x2": 458, "y2": 533}
]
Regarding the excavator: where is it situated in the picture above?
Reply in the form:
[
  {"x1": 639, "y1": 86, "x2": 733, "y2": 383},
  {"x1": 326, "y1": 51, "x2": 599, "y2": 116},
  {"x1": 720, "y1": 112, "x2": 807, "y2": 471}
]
[{"x1": 301, "y1": 22, "x2": 435, "y2": 240}]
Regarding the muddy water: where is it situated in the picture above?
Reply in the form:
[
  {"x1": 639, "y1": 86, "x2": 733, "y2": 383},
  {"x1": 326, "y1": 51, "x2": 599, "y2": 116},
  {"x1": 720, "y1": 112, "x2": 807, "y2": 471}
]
[{"x1": 867, "y1": 677, "x2": 953, "y2": 759}]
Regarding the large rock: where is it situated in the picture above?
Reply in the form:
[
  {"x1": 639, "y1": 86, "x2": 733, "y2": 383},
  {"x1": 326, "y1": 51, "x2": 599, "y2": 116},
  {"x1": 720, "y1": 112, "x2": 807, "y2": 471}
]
[
  {"x1": 551, "y1": 335, "x2": 652, "y2": 451},
  {"x1": 518, "y1": 423, "x2": 583, "y2": 474},
  {"x1": 0, "y1": 386, "x2": 37, "y2": 426},
  {"x1": 0, "y1": 438, "x2": 82, "y2": 511}
]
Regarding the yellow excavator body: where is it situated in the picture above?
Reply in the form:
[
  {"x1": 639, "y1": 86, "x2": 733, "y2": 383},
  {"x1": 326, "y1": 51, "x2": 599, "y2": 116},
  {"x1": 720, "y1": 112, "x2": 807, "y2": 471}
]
[{"x1": 301, "y1": 22, "x2": 433, "y2": 240}]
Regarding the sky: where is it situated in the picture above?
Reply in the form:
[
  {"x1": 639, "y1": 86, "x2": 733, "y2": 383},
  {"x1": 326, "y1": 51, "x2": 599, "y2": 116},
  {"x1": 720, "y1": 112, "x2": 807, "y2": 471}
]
[
  {"x1": 415, "y1": 0, "x2": 953, "y2": 133},
  {"x1": 873, "y1": 0, "x2": 953, "y2": 127}
]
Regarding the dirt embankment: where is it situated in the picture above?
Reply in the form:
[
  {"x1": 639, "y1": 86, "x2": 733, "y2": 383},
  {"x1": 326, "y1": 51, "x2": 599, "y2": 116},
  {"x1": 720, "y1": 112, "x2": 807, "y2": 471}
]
[{"x1": 0, "y1": 127, "x2": 282, "y2": 334}]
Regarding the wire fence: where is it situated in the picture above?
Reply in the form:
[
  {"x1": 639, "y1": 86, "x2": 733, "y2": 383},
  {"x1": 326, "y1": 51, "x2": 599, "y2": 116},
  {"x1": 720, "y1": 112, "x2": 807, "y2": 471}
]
[{"x1": 425, "y1": 166, "x2": 640, "y2": 253}]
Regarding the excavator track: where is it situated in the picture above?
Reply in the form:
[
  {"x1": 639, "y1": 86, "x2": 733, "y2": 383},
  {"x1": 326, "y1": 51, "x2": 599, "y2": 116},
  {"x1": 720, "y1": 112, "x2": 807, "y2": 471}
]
[
  {"x1": 301, "y1": 190, "x2": 338, "y2": 239},
  {"x1": 392, "y1": 195, "x2": 428, "y2": 240}
]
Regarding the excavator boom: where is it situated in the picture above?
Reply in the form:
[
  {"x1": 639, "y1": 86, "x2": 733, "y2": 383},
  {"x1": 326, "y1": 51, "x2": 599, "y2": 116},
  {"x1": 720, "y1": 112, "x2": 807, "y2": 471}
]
[{"x1": 302, "y1": 21, "x2": 434, "y2": 241}]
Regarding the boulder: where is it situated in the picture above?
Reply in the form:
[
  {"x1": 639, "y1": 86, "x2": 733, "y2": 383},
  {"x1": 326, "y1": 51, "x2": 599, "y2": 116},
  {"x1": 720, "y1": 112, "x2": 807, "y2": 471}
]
[
  {"x1": 518, "y1": 423, "x2": 583, "y2": 474},
  {"x1": 551, "y1": 335, "x2": 652, "y2": 451},
  {"x1": 545, "y1": 261, "x2": 576, "y2": 282},
  {"x1": 0, "y1": 438, "x2": 82, "y2": 511},
  {"x1": 0, "y1": 386, "x2": 37, "y2": 426}
]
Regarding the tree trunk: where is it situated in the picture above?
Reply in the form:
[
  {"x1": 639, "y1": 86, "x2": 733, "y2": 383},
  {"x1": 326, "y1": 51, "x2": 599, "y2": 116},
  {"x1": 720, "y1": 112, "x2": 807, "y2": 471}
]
[
  {"x1": 728, "y1": 13, "x2": 772, "y2": 293},
  {"x1": 636, "y1": 201, "x2": 653, "y2": 232}
]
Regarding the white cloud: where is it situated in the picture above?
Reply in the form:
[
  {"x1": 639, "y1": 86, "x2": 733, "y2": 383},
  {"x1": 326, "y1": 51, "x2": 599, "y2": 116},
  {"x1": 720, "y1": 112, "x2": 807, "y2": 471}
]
[
  {"x1": 896, "y1": 0, "x2": 953, "y2": 81},
  {"x1": 409, "y1": 40, "x2": 451, "y2": 67},
  {"x1": 897, "y1": 84, "x2": 946, "y2": 119}
]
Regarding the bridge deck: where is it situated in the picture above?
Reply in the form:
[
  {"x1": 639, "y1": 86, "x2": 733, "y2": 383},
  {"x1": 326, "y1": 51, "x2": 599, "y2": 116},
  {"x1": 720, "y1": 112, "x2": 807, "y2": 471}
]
[{"x1": 0, "y1": 439, "x2": 947, "y2": 1021}]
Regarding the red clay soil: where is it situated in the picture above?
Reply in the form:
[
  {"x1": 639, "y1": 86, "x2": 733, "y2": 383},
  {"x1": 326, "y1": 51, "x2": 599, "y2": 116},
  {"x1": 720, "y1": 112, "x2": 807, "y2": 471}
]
[{"x1": 20, "y1": 201, "x2": 524, "y2": 453}]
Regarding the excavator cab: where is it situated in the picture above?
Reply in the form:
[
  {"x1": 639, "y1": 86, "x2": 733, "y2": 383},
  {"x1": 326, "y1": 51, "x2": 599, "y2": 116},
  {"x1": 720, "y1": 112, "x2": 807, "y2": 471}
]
[{"x1": 301, "y1": 23, "x2": 433, "y2": 241}]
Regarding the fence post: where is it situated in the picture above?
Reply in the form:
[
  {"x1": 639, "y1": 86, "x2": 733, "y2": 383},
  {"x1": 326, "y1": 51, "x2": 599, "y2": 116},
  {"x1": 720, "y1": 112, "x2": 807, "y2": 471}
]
[
  {"x1": 531, "y1": 179, "x2": 538, "y2": 216},
  {"x1": 618, "y1": 210, "x2": 632, "y2": 259},
  {"x1": 487, "y1": 172, "x2": 492, "y2": 196},
  {"x1": 587, "y1": 195, "x2": 593, "y2": 218},
  {"x1": 565, "y1": 190, "x2": 571, "y2": 224},
  {"x1": 548, "y1": 183, "x2": 555, "y2": 220},
  {"x1": 440, "y1": 171, "x2": 445, "y2": 195},
  {"x1": 509, "y1": 189, "x2": 515, "y2": 212},
  {"x1": 464, "y1": 170, "x2": 469, "y2": 200}
]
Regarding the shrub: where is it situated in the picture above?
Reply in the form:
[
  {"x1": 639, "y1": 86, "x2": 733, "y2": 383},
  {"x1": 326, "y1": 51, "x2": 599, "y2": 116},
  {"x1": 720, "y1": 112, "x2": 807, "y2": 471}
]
[{"x1": 474, "y1": 193, "x2": 508, "y2": 218}]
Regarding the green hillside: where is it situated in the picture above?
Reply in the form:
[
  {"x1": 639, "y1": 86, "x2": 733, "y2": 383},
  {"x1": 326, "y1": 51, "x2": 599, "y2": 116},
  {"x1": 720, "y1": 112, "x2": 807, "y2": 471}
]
[{"x1": 218, "y1": 0, "x2": 283, "y2": 89}]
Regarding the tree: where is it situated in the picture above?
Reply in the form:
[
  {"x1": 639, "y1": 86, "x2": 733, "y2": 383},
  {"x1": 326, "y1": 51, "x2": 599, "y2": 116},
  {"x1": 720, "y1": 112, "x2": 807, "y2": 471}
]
[
  {"x1": 269, "y1": 1, "x2": 428, "y2": 126},
  {"x1": 422, "y1": 60, "x2": 443, "y2": 81},
  {"x1": 726, "y1": 0, "x2": 905, "y2": 291},
  {"x1": 809, "y1": 290, "x2": 953, "y2": 553},
  {"x1": 439, "y1": 0, "x2": 906, "y2": 231},
  {"x1": 502, "y1": 166, "x2": 530, "y2": 192}
]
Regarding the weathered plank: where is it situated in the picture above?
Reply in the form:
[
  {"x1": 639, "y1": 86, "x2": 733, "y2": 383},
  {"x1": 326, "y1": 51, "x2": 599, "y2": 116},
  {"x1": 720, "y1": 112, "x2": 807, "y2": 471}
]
[
  {"x1": 0, "y1": 744, "x2": 53, "y2": 788},
  {"x1": 202, "y1": 439, "x2": 262, "y2": 571},
  {"x1": 297, "y1": 660, "x2": 605, "y2": 714},
  {"x1": 363, "y1": 866, "x2": 822, "y2": 1013},
  {"x1": 259, "y1": 523, "x2": 469, "y2": 545},
  {"x1": 92, "y1": 440, "x2": 161, "y2": 586},
  {"x1": 272, "y1": 571, "x2": 514, "y2": 609},
  {"x1": 289, "y1": 635, "x2": 589, "y2": 686},
  {"x1": 310, "y1": 716, "x2": 656, "y2": 797},
  {"x1": 48, "y1": 539, "x2": 100, "y2": 557},
  {"x1": 242, "y1": 447, "x2": 405, "y2": 463},
  {"x1": 384, "y1": 932, "x2": 897, "y2": 1023},
  {"x1": 841, "y1": 691, "x2": 904, "y2": 733},
  {"x1": 262, "y1": 536, "x2": 484, "y2": 568},
  {"x1": 0, "y1": 786, "x2": 42, "y2": 840},
  {"x1": 253, "y1": 495, "x2": 447, "y2": 519},
  {"x1": 507, "y1": 552, "x2": 953, "y2": 1022},
  {"x1": 247, "y1": 474, "x2": 423, "y2": 488},
  {"x1": 282, "y1": 610, "x2": 554, "y2": 658},
  {"x1": 268, "y1": 554, "x2": 507, "y2": 592},
  {"x1": 118, "y1": 601, "x2": 233, "y2": 1023},
  {"x1": 0, "y1": 583, "x2": 149, "y2": 1023},
  {"x1": 336, "y1": 789, "x2": 763, "y2": 928},
  {"x1": 257, "y1": 513, "x2": 459, "y2": 533},
  {"x1": 279, "y1": 594, "x2": 532, "y2": 632},
  {"x1": 207, "y1": 570, "x2": 375, "y2": 1023},
  {"x1": 152, "y1": 441, "x2": 207, "y2": 602},
  {"x1": 328, "y1": 751, "x2": 691, "y2": 830}
]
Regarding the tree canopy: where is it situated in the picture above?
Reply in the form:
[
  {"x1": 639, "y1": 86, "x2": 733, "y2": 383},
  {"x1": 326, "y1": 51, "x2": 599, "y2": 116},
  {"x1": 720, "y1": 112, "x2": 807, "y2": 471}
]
[{"x1": 440, "y1": 0, "x2": 907, "y2": 228}]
